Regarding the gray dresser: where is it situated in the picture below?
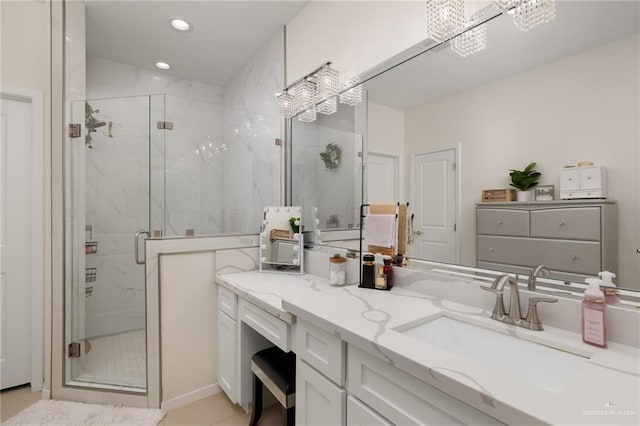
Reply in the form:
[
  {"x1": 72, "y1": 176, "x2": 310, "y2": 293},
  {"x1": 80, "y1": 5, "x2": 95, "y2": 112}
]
[{"x1": 475, "y1": 201, "x2": 617, "y2": 282}]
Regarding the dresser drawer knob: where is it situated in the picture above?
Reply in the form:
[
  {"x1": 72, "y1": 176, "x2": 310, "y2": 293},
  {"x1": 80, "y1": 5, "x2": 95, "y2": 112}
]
[
  {"x1": 497, "y1": 221, "x2": 503, "y2": 225},
  {"x1": 489, "y1": 248, "x2": 495, "y2": 252},
  {"x1": 559, "y1": 222, "x2": 565, "y2": 226},
  {"x1": 571, "y1": 255, "x2": 578, "y2": 260}
]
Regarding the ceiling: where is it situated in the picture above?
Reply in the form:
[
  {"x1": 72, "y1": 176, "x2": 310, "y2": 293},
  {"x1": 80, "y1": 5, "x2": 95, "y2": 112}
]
[
  {"x1": 365, "y1": 1, "x2": 640, "y2": 110},
  {"x1": 85, "y1": 1, "x2": 308, "y2": 86}
]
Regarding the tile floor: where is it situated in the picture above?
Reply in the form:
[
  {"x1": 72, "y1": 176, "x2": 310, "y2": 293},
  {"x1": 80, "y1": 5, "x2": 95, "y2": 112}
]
[{"x1": 1, "y1": 385, "x2": 283, "y2": 425}]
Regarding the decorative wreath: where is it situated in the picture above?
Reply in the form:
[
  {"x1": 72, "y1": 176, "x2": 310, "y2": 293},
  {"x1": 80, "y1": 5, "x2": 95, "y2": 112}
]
[{"x1": 319, "y1": 143, "x2": 342, "y2": 170}]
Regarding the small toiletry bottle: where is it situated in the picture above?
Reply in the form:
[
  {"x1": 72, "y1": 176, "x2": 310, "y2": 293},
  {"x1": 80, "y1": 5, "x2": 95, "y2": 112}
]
[
  {"x1": 582, "y1": 278, "x2": 607, "y2": 348},
  {"x1": 362, "y1": 254, "x2": 376, "y2": 288},
  {"x1": 598, "y1": 271, "x2": 619, "y2": 304},
  {"x1": 382, "y1": 255, "x2": 394, "y2": 287},
  {"x1": 329, "y1": 254, "x2": 347, "y2": 286},
  {"x1": 375, "y1": 266, "x2": 387, "y2": 289}
]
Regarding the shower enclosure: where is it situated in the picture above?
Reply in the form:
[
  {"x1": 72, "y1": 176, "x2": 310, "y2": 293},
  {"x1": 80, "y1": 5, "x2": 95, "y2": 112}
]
[{"x1": 64, "y1": 94, "x2": 281, "y2": 392}]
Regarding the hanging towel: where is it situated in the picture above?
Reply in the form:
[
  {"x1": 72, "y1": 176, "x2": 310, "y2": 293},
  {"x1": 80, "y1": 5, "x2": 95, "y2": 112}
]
[{"x1": 364, "y1": 214, "x2": 397, "y2": 248}]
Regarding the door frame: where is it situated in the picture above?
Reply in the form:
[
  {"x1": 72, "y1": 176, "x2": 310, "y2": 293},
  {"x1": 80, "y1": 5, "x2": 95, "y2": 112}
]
[
  {"x1": 0, "y1": 85, "x2": 45, "y2": 392},
  {"x1": 409, "y1": 145, "x2": 461, "y2": 264}
]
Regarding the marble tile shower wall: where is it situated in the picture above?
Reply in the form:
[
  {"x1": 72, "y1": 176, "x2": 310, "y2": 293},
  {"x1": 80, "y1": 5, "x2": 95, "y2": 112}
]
[
  {"x1": 221, "y1": 29, "x2": 283, "y2": 234},
  {"x1": 83, "y1": 29, "x2": 283, "y2": 337}
]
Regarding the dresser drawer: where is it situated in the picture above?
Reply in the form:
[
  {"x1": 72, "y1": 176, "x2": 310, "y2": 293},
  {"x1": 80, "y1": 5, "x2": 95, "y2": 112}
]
[
  {"x1": 477, "y1": 236, "x2": 601, "y2": 274},
  {"x1": 239, "y1": 300, "x2": 290, "y2": 352},
  {"x1": 561, "y1": 168, "x2": 580, "y2": 190},
  {"x1": 297, "y1": 319, "x2": 345, "y2": 386},
  {"x1": 530, "y1": 208, "x2": 600, "y2": 241},
  {"x1": 218, "y1": 285, "x2": 237, "y2": 319},
  {"x1": 347, "y1": 345, "x2": 503, "y2": 426},
  {"x1": 477, "y1": 209, "x2": 529, "y2": 237}
]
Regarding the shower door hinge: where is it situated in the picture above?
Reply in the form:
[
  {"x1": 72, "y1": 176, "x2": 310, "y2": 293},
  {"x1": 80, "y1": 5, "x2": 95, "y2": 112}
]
[
  {"x1": 68, "y1": 123, "x2": 81, "y2": 138},
  {"x1": 157, "y1": 121, "x2": 174, "y2": 130},
  {"x1": 68, "y1": 342, "x2": 81, "y2": 358}
]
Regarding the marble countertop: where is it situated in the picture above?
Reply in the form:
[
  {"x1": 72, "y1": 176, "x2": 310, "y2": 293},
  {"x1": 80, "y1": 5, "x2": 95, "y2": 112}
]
[{"x1": 216, "y1": 271, "x2": 640, "y2": 425}]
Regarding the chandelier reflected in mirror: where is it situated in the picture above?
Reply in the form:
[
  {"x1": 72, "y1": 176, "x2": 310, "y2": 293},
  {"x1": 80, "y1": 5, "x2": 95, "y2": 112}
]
[{"x1": 275, "y1": 62, "x2": 363, "y2": 122}]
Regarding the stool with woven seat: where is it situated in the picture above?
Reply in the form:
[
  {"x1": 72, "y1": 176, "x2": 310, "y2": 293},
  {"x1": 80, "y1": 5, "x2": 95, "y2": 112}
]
[{"x1": 250, "y1": 346, "x2": 296, "y2": 426}]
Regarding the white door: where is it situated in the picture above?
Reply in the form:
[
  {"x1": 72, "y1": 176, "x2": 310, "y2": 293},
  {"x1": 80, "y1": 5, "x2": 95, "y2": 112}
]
[
  {"x1": 411, "y1": 149, "x2": 457, "y2": 263},
  {"x1": 0, "y1": 96, "x2": 33, "y2": 389},
  {"x1": 367, "y1": 153, "x2": 398, "y2": 203}
]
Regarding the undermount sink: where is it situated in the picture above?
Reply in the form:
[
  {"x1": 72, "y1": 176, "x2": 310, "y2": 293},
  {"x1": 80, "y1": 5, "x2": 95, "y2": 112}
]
[{"x1": 394, "y1": 315, "x2": 589, "y2": 392}]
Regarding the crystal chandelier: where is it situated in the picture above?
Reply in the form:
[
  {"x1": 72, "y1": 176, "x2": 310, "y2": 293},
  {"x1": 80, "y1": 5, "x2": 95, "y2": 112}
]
[
  {"x1": 293, "y1": 79, "x2": 317, "y2": 122},
  {"x1": 276, "y1": 91, "x2": 295, "y2": 119},
  {"x1": 339, "y1": 77, "x2": 363, "y2": 107},
  {"x1": 494, "y1": 0, "x2": 556, "y2": 32},
  {"x1": 275, "y1": 62, "x2": 362, "y2": 123},
  {"x1": 513, "y1": 0, "x2": 556, "y2": 32},
  {"x1": 451, "y1": 12, "x2": 487, "y2": 57},
  {"x1": 425, "y1": 0, "x2": 465, "y2": 42}
]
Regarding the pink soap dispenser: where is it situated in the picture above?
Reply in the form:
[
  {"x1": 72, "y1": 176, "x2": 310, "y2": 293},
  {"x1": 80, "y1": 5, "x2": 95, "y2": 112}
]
[{"x1": 582, "y1": 278, "x2": 607, "y2": 348}]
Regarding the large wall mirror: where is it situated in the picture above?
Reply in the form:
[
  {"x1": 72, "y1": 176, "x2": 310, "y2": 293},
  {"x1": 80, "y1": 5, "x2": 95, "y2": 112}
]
[{"x1": 300, "y1": 1, "x2": 639, "y2": 293}]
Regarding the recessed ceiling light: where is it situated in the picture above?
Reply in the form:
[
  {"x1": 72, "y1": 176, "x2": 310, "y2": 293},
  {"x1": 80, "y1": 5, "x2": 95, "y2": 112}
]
[
  {"x1": 155, "y1": 62, "x2": 171, "y2": 70},
  {"x1": 170, "y1": 18, "x2": 191, "y2": 31}
]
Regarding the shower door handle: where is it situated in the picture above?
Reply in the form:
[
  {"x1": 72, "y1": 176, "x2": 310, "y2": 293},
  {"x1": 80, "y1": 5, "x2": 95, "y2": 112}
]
[{"x1": 134, "y1": 230, "x2": 150, "y2": 265}]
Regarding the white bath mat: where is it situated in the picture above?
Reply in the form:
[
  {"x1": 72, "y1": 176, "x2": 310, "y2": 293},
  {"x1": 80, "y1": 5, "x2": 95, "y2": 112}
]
[{"x1": 4, "y1": 400, "x2": 165, "y2": 426}]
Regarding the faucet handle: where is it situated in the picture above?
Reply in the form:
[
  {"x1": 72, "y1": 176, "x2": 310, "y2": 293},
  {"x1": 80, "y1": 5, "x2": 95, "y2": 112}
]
[
  {"x1": 481, "y1": 286, "x2": 506, "y2": 319},
  {"x1": 523, "y1": 297, "x2": 558, "y2": 331}
]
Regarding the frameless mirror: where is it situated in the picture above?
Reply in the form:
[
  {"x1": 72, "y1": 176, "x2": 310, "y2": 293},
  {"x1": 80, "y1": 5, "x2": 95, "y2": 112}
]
[
  {"x1": 259, "y1": 206, "x2": 303, "y2": 273},
  {"x1": 306, "y1": 1, "x2": 640, "y2": 295}
]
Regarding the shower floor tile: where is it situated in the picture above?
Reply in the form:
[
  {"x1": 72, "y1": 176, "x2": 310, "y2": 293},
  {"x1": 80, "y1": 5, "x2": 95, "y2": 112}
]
[{"x1": 74, "y1": 329, "x2": 146, "y2": 389}]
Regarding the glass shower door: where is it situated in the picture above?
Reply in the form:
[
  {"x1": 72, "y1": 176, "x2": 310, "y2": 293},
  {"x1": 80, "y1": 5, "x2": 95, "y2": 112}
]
[{"x1": 65, "y1": 96, "x2": 150, "y2": 390}]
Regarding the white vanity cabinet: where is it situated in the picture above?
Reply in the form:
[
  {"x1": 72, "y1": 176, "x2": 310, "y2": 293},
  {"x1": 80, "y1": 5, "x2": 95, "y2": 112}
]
[
  {"x1": 295, "y1": 319, "x2": 347, "y2": 425},
  {"x1": 476, "y1": 201, "x2": 617, "y2": 282},
  {"x1": 347, "y1": 345, "x2": 504, "y2": 425},
  {"x1": 217, "y1": 286, "x2": 238, "y2": 403}
]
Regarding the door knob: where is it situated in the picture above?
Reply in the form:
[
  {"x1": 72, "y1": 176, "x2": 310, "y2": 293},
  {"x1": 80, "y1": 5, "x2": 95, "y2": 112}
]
[{"x1": 414, "y1": 230, "x2": 423, "y2": 236}]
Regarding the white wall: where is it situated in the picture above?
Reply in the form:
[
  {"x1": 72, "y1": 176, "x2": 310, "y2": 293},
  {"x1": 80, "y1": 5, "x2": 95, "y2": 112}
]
[
  {"x1": 285, "y1": 1, "x2": 426, "y2": 84},
  {"x1": 1, "y1": 0, "x2": 51, "y2": 393},
  {"x1": 404, "y1": 35, "x2": 640, "y2": 289}
]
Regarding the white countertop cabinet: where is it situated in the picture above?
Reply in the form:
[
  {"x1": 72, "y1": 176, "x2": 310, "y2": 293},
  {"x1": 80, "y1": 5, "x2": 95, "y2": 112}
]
[{"x1": 216, "y1": 270, "x2": 640, "y2": 425}]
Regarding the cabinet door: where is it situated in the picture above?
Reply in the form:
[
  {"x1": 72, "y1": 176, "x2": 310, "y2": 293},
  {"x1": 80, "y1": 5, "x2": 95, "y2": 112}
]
[
  {"x1": 347, "y1": 396, "x2": 392, "y2": 426},
  {"x1": 218, "y1": 310, "x2": 237, "y2": 403},
  {"x1": 561, "y1": 168, "x2": 580, "y2": 190},
  {"x1": 296, "y1": 359, "x2": 345, "y2": 426}
]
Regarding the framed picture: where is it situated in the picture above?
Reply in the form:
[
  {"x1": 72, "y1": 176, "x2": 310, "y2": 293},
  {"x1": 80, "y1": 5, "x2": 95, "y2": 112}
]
[{"x1": 535, "y1": 185, "x2": 555, "y2": 201}]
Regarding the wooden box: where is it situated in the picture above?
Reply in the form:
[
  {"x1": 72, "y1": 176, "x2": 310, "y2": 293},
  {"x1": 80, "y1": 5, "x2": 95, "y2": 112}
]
[{"x1": 482, "y1": 189, "x2": 516, "y2": 202}]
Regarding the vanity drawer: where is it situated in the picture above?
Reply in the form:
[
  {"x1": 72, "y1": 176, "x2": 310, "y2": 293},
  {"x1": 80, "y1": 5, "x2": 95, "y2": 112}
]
[
  {"x1": 477, "y1": 236, "x2": 601, "y2": 274},
  {"x1": 218, "y1": 285, "x2": 237, "y2": 319},
  {"x1": 476, "y1": 209, "x2": 529, "y2": 237},
  {"x1": 296, "y1": 319, "x2": 345, "y2": 386},
  {"x1": 347, "y1": 345, "x2": 503, "y2": 426},
  {"x1": 580, "y1": 166, "x2": 603, "y2": 189},
  {"x1": 530, "y1": 208, "x2": 600, "y2": 241},
  {"x1": 239, "y1": 300, "x2": 290, "y2": 352}
]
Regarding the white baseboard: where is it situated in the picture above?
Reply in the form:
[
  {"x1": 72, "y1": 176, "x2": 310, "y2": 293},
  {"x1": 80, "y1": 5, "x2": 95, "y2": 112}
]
[
  {"x1": 160, "y1": 383, "x2": 221, "y2": 411},
  {"x1": 41, "y1": 388, "x2": 51, "y2": 400}
]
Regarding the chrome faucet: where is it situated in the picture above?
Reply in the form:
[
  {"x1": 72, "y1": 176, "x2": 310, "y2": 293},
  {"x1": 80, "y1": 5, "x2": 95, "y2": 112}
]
[
  {"x1": 528, "y1": 265, "x2": 551, "y2": 291},
  {"x1": 482, "y1": 274, "x2": 557, "y2": 330}
]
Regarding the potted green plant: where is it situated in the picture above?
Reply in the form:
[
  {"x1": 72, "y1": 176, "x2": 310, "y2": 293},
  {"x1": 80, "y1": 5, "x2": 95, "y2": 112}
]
[{"x1": 509, "y1": 162, "x2": 541, "y2": 201}]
